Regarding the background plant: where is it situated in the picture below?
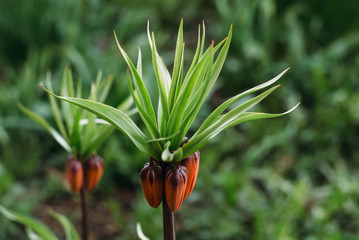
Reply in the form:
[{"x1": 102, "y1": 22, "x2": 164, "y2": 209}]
[{"x1": 1, "y1": 0, "x2": 359, "y2": 239}]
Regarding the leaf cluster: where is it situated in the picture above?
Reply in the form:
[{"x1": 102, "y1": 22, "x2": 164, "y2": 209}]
[{"x1": 43, "y1": 21, "x2": 298, "y2": 161}]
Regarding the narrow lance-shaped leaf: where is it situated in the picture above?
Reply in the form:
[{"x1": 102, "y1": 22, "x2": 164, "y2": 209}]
[
  {"x1": 0, "y1": 205, "x2": 59, "y2": 240},
  {"x1": 61, "y1": 67, "x2": 75, "y2": 132},
  {"x1": 226, "y1": 103, "x2": 300, "y2": 128},
  {"x1": 46, "y1": 72, "x2": 69, "y2": 142},
  {"x1": 126, "y1": 69, "x2": 161, "y2": 139},
  {"x1": 96, "y1": 74, "x2": 114, "y2": 103},
  {"x1": 113, "y1": 31, "x2": 157, "y2": 127},
  {"x1": 186, "y1": 23, "x2": 205, "y2": 82},
  {"x1": 41, "y1": 85, "x2": 158, "y2": 158},
  {"x1": 169, "y1": 19, "x2": 184, "y2": 109},
  {"x1": 166, "y1": 44, "x2": 214, "y2": 138},
  {"x1": 150, "y1": 31, "x2": 170, "y2": 123},
  {"x1": 195, "y1": 68, "x2": 290, "y2": 135},
  {"x1": 137, "y1": 47, "x2": 143, "y2": 78},
  {"x1": 25, "y1": 227, "x2": 43, "y2": 240},
  {"x1": 182, "y1": 85, "x2": 281, "y2": 157},
  {"x1": 49, "y1": 209, "x2": 80, "y2": 240},
  {"x1": 172, "y1": 47, "x2": 214, "y2": 148},
  {"x1": 17, "y1": 103, "x2": 71, "y2": 152}
]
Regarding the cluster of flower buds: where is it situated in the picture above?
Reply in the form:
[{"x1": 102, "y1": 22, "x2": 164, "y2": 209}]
[
  {"x1": 140, "y1": 146, "x2": 200, "y2": 212},
  {"x1": 65, "y1": 154, "x2": 104, "y2": 193}
]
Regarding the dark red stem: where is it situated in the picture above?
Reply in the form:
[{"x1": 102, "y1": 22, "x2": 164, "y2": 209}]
[
  {"x1": 161, "y1": 161, "x2": 176, "y2": 240},
  {"x1": 162, "y1": 194, "x2": 176, "y2": 240},
  {"x1": 80, "y1": 175, "x2": 89, "y2": 240}
]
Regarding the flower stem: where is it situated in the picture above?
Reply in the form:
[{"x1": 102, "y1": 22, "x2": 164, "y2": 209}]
[
  {"x1": 162, "y1": 190, "x2": 176, "y2": 240},
  {"x1": 80, "y1": 184, "x2": 89, "y2": 240}
]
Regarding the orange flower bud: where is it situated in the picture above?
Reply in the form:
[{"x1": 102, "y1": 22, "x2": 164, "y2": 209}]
[
  {"x1": 140, "y1": 159, "x2": 164, "y2": 208},
  {"x1": 165, "y1": 165, "x2": 188, "y2": 212},
  {"x1": 65, "y1": 155, "x2": 83, "y2": 193},
  {"x1": 85, "y1": 154, "x2": 104, "y2": 191},
  {"x1": 181, "y1": 150, "x2": 200, "y2": 199}
]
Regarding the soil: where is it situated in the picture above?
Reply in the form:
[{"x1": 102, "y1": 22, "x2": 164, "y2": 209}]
[{"x1": 33, "y1": 189, "x2": 136, "y2": 240}]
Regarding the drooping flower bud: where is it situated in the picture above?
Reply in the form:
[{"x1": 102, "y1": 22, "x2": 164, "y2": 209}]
[
  {"x1": 165, "y1": 165, "x2": 188, "y2": 212},
  {"x1": 85, "y1": 154, "x2": 104, "y2": 191},
  {"x1": 65, "y1": 155, "x2": 83, "y2": 193},
  {"x1": 140, "y1": 158, "x2": 164, "y2": 208},
  {"x1": 181, "y1": 150, "x2": 200, "y2": 199}
]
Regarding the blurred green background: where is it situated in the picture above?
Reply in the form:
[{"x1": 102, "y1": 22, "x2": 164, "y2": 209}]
[{"x1": 1, "y1": 0, "x2": 359, "y2": 239}]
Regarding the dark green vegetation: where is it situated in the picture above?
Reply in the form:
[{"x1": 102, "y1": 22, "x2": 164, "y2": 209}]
[{"x1": 1, "y1": 0, "x2": 359, "y2": 239}]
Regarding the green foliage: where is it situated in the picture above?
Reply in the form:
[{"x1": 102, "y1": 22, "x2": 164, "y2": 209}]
[
  {"x1": 0, "y1": 205, "x2": 80, "y2": 240},
  {"x1": 19, "y1": 67, "x2": 133, "y2": 159},
  {"x1": 1, "y1": 0, "x2": 359, "y2": 239},
  {"x1": 44, "y1": 21, "x2": 297, "y2": 162}
]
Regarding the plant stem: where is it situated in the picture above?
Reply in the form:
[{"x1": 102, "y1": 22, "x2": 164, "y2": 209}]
[
  {"x1": 80, "y1": 185, "x2": 89, "y2": 240},
  {"x1": 162, "y1": 195, "x2": 176, "y2": 240}
]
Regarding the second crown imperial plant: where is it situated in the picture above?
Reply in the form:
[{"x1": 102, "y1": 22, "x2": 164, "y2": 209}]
[{"x1": 42, "y1": 19, "x2": 299, "y2": 238}]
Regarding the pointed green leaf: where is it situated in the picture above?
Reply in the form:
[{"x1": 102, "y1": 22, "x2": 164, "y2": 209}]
[
  {"x1": 49, "y1": 209, "x2": 80, "y2": 240},
  {"x1": 46, "y1": 72, "x2": 69, "y2": 142},
  {"x1": 96, "y1": 74, "x2": 113, "y2": 103},
  {"x1": 183, "y1": 85, "x2": 281, "y2": 157},
  {"x1": 150, "y1": 31, "x2": 170, "y2": 122},
  {"x1": 18, "y1": 103, "x2": 71, "y2": 152},
  {"x1": 61, "y1": 67, "x2": 75, "y2": 131},
  {"x1": 227, "y1": 103, "x2": 300, "y2": 128},
  {"x1": 41, "y1": 85, "x2": 155, "y2": 157},
  {"x1": 169, "y1": 19, "x2": 184, "y2": 109},
  {"x1": 196, "y1": 68, "x2": 290, "y2": 135},
  {"x1": 126, "y1": 70, "x2": 161, "y2": 138},
  {"x1": 0, "y1": 205, "x2": 58, "y2": 240},
  {"x1": 113, "y1": 31, "x2": 157, "y2": 127},
  {"x1": 166, "y1": 44, "x2": 214, "y2": 137}
]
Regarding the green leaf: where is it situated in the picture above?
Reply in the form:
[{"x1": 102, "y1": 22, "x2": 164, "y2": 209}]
[
  {"x1": 137, "y1": 48, "x2": 143, "y2": 78},
  {"x1": 18, "y1": 103, "x2": 71, "y2": 152},
  {"x1": 168, "y1": 19, "x2": 184, "y2": 109},
  {"x1": 182, "y1": 85, "x2": 281, "y2": 157},
  {"x1": 166, "y1": 43, "x2": 214, "y2": 137},
  {"x1": 226, "y1": 103, "x2": 300, "y2": 128},
  {"x1": 26, "y1": 227, "x2": 44, "y2": 240},
  {"x1": 41, "y1": 85, "x2": 157, "y2": 158},
  {"x1": 196, "y1": 68, "x2": 290, "y2": 135},
  {"x1": 46, "y1": 72, "x2": 69, "y2": 142},
  {"x1": 96, "y1": 74, "x2": 114, "y2": 103},
  {"x1": 0, "y1": 205, "x2": 58, "y2": 240},
  {"x1": 149, "y1": 31, "x2": 170, "y2": 124},
  {"x1": 61, "y1": 67, "x2": 75, "y2": 131},
  {"x1": 171, "y1": 47, "x2": 214, "y2": 148},
  {"x1": 186, "y1": 22, "x2": 206, "y2": 83},
  {"x1": 114, "y1": 31, "x2": 157, "y2": 128},
  {"x1": 126, "y1": 70, "x2": 161, "y2": 139},
  {"x1": 49, "y1": 209, "x2": 80, "y2": 240}
]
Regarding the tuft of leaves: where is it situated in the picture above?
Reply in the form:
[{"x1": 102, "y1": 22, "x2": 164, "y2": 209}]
[
  {"x1": 20, "y1": 67, "x2": 134, "y2": 160},
  {"x1": 42, "y1": 20, "x2": 299, "y2": 161}
]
